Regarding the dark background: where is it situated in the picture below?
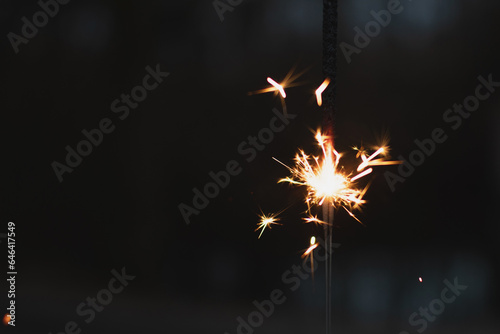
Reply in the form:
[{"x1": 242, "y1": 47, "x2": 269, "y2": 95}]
[{"x1": 1, "y1": 0, "x2": 499, "y2": 333}]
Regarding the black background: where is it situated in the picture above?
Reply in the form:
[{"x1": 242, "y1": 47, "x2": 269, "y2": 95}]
[{"x1": 1, "y1": 0, "x2": 499, "y2": 333}]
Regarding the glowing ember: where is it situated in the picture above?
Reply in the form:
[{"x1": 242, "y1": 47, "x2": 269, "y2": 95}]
[
  {"x1": 256, "y1": 212, "x2": 281, "y2": 238},
  {"x1": 419, "y1": 277, "x2": 423, "y2": 282},
  {"x1": 315, "y1": 78, "x2": 331, "y2": 106},
  {"x1": 2, "y1": 314, "x2": 10, "y2": 325}
]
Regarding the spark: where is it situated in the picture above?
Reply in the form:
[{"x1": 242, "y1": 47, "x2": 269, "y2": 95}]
[
  {"x1": 276, "y1": 130, "x2": 401, "y2": 223},
  {"x1": 350, "y1": 168, "x2": 372, "y2": 182},
  {"x1": 256, "y1": 212, "x2": 281, "y2": 238},
  {"x1": 248, "y1": 65, "x2": 307, "y2": 97},
  {"x1": 302, "y1": 236, "x2": 319, "y2": 276},
  {"x1": 303, "y1": 215, "x2": 329, "y2": 225},
  {"x1": 302, "y1": 236, "x2": 319, "y2": 257},
  {"x1": 315, "y1": 78, "x2": 331, "y2": 106},
  {"x1": 419, "y1": 277, "x2": 423, "y2": 283},
  {"x1": 267, "y1": 77, "x2": 287, "y2": 98}
]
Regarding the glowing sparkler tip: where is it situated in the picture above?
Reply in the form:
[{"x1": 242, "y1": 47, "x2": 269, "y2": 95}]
[
  {"x1": 310, "y1": 236, "x2": 316, "y2": 245},
  {"x1": 276, "y1": 131, "x2": 401, "y2": 225}
]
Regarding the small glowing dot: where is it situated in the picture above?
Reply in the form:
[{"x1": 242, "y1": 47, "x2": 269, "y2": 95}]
[
  {"x1": 310, "y1": 236, "x2": 316, "y2": 245},
  {"x1": 3, "y1": 314, "x2": 10, "y2": 325},
  {"x1": 419, "y1": 277, "x2": 423, "y2": 282}
]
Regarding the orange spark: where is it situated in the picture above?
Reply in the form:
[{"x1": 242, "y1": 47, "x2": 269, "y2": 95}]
[
  {"x1": 303, "y1": 215, "x2": 329, "y2": 225},
  {"x1": 302, "y1": 236, "x2": 319, "y2": 257},
  {"x1": 315, "y1": 78, "x2": 331, "y2": 106},
  {"x1": 267, "y1": 77, "x2": 286, "y2": 98},
  {"x1": 302, "y1": 236, "x2": 319, "y2": 276}
]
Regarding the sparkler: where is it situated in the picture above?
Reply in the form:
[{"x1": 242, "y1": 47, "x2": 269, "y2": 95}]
[
  {"x1": 253, "y1": 77, "x2": 400, "y2": 332},
  {"x1": 251, "y1": 1, "x2": 402, "y2": 333},
  {"x1": 273, "y1": 126, "x2": 400, "y2": 334}
]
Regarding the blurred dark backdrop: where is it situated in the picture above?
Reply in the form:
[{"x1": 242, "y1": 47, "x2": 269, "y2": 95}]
[{"x1": 1, "y1": 0, "x2": 499, "y2": 333}]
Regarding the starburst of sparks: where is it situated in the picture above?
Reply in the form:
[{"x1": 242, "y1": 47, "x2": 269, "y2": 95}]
[
  {"x1": 254, "y1": 77, "x2": 401, "y2": 237},
  {"x1": 274, "y1": 129, "x2": 401, "y2": 223},
  {"x1": 256, "y1": 212, "x2": 281, "y2": 238}
]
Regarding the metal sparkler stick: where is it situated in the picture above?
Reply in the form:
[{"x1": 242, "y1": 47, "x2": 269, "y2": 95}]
[
  {"x1": 323, "y1": 204, "x2": 334, "y2": 334},
  {"x1": 322, "y1": 1, "x2": 338, "y2": 333},
  {"x1": 254, "y1": 4, "x2": 402, "y2": 334}
]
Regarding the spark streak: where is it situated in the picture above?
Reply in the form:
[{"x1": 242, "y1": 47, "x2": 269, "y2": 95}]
[
  {"x1": 303, "y1": 215, "x2": 329, "y2": 225},
  {"x1": 267, "y1": 77, "x2": 286, "y2": 98},
  {"x1": 315, "y1": 78, "x2": 330, "y2": 106},
  {"x1": 302, "y1": 236, "x2": 319, "y2": 276},
  {"x1": 302, "y1": 236, "x2": 319, "y2": 257}
]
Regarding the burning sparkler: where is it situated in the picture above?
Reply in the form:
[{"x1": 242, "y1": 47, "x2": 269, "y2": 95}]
[{"x1": 251, "y1": 1, "x2": 403, "y2": 333}]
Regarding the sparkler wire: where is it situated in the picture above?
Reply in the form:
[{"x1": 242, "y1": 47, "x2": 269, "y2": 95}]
[
  {"x1": 323, "y1": 1, "x2": 338, "y2": 333},
  {"x1": 322, "y1": 0, "x2": 338, "y2": 143}
]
